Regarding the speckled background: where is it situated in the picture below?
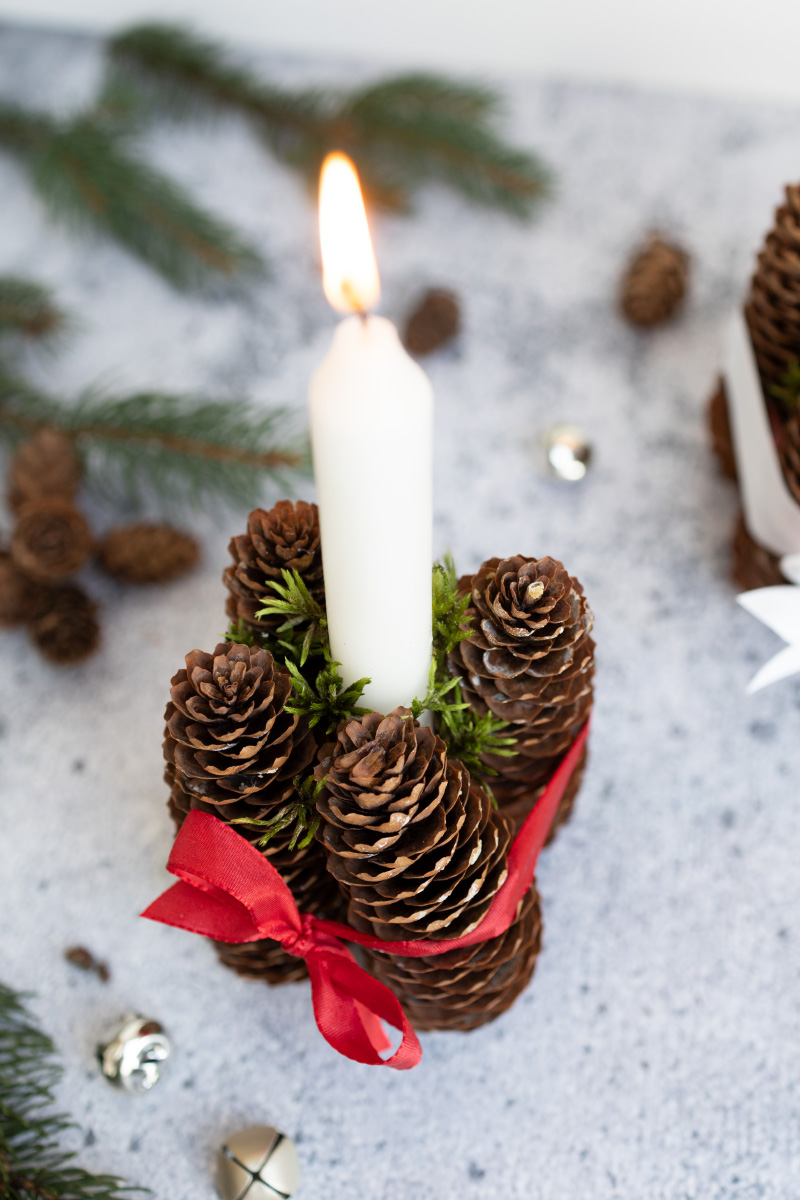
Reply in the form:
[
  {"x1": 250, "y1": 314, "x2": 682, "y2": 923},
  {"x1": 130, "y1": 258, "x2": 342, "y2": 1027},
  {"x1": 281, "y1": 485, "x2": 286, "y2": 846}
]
[{"x1": 1, "y1": 21, "x2": 799, "y2": 1200}]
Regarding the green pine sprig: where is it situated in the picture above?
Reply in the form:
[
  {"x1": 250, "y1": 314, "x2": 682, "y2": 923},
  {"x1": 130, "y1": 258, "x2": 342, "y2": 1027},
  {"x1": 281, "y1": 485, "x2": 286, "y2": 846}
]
[
  {"x1": 0, "y1": 367, "x2": 307, "y2": 514},
  {"x1": 284, "y1": 657, "x2": 370, "y2": 735},
  {"x1": 230, "y1": 774, "x2": 325, "y2": 851},
  {"x1": 0, "y1": 98, "x2": 261, "y2": 292},
  {"x1": 769, "y1": 359, "x2": 800, "y2": 414},
  {"x1": 255, "y1": 569, "x2": 327, "y2": 665},
  {"x1": 0, "y1": 276, "x2": 70, "y2": 347},
  {"x1": 108, "y1": 22, "x2": 550, "y2": 217},
  {"x1": 432, "y1": 552, "x2": 473, "y2": 661},
  {"x1": 0, "y1": 983, "x2": 141, "y2": 1200},
  {"x1": 223, "y1": 618, "x2": 257, "y2": 647}
]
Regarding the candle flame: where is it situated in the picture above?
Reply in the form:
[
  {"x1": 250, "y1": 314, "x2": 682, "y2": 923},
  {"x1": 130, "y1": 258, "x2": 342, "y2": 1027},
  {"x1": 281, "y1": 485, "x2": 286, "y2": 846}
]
[{"x1": 319, "y1": 152, "x2": 380, "y2": 314}]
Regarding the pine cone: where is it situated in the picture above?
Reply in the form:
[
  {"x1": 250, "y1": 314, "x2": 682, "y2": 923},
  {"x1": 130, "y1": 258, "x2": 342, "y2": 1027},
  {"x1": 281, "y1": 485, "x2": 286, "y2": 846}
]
[
  {"x1": 98, "y1": 523, "x2": 199, "y2": 584},
  {"x1": 449, "y1": 556, "x2": 594, "y2": 831},
  {"x1": 744, "y1": 184, "x2": 800, "y2": 394},
  {"x1": 364, "y1": 884, "x2": 541, "y2": 1032},
  {"x1": 163, "y1": 642, "x2": 316, "y2": 815},
  {"x1": 404, "y1": 288, "x2": 460, "y2": 356},
  {"x1": 619, "y1": 236, "x2": 689, "y2": 327},
  {"x1": 708, "y1": 379, "x2": 738, "y2": 481},
  {"x1": 11, "y1": 499, "x2": 92, "y2": 581},
  {"x1": 166, "y1": 764, "x2": 341, "y2": 984},
  {"x1": 223, "y1": 501, "x2": 324, "y2": 640},
  {"x1": 0, "y1": 551, "x2": 32, "y2": 626},
  {"x1": 8, "y1": 429, "x2": 81, "y2": 512},
  {"x1": 732, "y1": 513, "x2": 787, "y2": 590},
  {"x1": 315, "y1": 708, "x2": 536, "y2": 1031},
  {"x1": 316, "y1": 710, "x2": 512, "y2": 941},
  {"x1": 28, "y1": 582, "x2": 100, "y2": 664}
]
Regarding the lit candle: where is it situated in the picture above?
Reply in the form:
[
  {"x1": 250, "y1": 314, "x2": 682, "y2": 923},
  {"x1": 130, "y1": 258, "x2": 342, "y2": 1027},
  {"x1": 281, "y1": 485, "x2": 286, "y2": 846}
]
[{"x1": 309, "y1": 153, "x2": 433, "y2": 714}]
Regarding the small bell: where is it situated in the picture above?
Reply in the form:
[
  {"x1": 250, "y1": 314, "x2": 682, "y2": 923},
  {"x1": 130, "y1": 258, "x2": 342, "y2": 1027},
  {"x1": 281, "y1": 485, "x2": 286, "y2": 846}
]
[
  {"x1": 96, "y1": 1015, "x2": 171, "y2": 1094},
  {"x1": 217, "y1": 1127, "x2": 299, "y2": 1200},
  {"x1": 543, "y1": 424, "x2": 592, "y2": 482}
]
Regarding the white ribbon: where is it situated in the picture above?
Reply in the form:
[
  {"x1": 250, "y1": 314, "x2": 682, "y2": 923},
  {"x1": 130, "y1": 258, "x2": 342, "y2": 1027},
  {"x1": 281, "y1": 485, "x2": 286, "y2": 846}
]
[
  {"x1": 724, "y1": 309, "x2": 800, "y2": 557},
  {"x1": 737, "y1": 554, "x2": 800, "y2": 692}
]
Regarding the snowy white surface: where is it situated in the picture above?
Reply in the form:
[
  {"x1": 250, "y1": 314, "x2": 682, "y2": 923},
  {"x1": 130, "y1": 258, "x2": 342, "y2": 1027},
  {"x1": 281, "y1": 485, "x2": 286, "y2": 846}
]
[{"x1": 1, "y1": 22, "x2": 799, "y2": 1200}]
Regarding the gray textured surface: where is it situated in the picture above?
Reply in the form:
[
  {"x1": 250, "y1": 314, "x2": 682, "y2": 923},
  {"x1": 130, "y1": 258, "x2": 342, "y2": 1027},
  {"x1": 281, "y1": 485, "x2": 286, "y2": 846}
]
[{"x1": 1, "y1": 22, "x2": 799, "y2": 1200}]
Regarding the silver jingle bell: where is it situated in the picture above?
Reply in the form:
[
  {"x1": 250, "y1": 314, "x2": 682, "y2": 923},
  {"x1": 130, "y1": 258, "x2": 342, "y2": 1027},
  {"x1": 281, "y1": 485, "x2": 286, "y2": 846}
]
[
  {"x1": 543, "y1": 423, "x2": 592, "y2": 482},
  {"x1": 217, "y1": 1126, "x2": 299, "y2": 1200},
  {"x1": 96, "y1": 1015, "x2": 172, "y2": 1094}
]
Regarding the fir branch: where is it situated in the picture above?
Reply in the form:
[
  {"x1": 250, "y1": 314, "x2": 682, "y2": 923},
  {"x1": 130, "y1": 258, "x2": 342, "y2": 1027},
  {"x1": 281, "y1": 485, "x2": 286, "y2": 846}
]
[
  {"x1": 108, "y1": 23, "x2": 550, "y2": 216},
  {"x1": 0, "y1": 983, "x2": 141, "y2": 1200},
  {"x1": 0, "y1": 368, "x2": 307, "y2": 513},
  {"x1": 223, "y1": 618, "x2": 256, "y2": 647},
  {"x1": 769, "y1": 359, "x2": 800, "y2": 414},
  {"x1": 0, "y1": 276, "x2": 70, "y2": 345},
  {"x1": 0, "y1": 99, "x2": 261, "y2": 292},
  {"x1": 436, "y1": 682, "x2": 517, "y2": 785},
  {"x1": 230, "y1": 774, "x2": 324, "y2": 851},
  {"x1": 255, "y1": 569, "x2": 327, "y2": 665},
  {"x1": 284, "y1": 657, "x2": 370, "y2": 735},
  {"x1": 432, "y1": 553, "x2": 472, "y2": 662}
]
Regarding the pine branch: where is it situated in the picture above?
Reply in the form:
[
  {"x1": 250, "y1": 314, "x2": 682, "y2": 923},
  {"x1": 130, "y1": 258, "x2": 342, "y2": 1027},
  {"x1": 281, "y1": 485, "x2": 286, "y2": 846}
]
[
  {"x1": 0, "y1": 368, "x2": 307, "y2": 514},
  {"x1": 108, "y1": 23, "x2": 550, "y2": 216},
  {"x1": 0, "y1": 984, "x2": 141, "y2": 1200},
  {"x1": 0, "y1": 99, "x2": 262, "y2": 292},
  {"x1": 284, "y1": 657, "x2": 370, "y2": 735},
  {"x1": 0, "y1": 276, "x2": 70, "y2": 345}
]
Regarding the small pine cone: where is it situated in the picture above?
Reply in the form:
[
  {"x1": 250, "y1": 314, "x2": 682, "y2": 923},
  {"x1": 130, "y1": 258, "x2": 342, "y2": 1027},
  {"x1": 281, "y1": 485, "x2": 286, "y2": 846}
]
[
  {"x1": 223, "y1": 501, "x2": 324, "y2": 640},
  {"x1": 166, "y1": 764, "x2": 341, "y2": 984},
  {"x1": 620, "y1": 236, "x2": 689, "y2": 327},
  {"x1": 364, "y1": 883, "x2": 542, "y2": 1032},
  {"x1": 744, "y1": 184, "x2": 800, "y2": 393},
  {"x1": 732, "y1": 513, "x2": 787, "y2": 591},
  {"x1": 163, "y1": 642, "x2": 316, "y2": 815},
  {"x1": 779, "y1": 410, "x2": 800, "y2": 504},
  {"x1": 450, "y1": 556, "x2": 594, "y2": 832},
  {"x1": 8, "y1": 428, "x2": 82, "y2": 512},
  {"x1": 708, "y1": 379, "x2": 738, "y2": 481},
  {"x1": 0, "y1": 551, "x2": 32, "y2": 626},
  {"x1": 28, "y1": 582, "x2": 100, "y2": 664},
  {"x1": 11, "y1": 499, "x2": 92, "y2": 581},
  {"x1": 316, "y1": 710, "x2": 513, "y2": 942},
  {"x1": 98, "y1": 523, "x2": 199, "y2": 584},
  {"x1": 404, "y1": 288, "x2": 460, "y2": 356}
]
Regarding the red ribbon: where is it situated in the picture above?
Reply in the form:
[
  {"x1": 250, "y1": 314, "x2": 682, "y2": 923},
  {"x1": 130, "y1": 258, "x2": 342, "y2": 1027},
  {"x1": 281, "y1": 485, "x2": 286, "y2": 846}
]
[{"x1": 143, "y1": 720, "x2": 589, "y2": 1069}]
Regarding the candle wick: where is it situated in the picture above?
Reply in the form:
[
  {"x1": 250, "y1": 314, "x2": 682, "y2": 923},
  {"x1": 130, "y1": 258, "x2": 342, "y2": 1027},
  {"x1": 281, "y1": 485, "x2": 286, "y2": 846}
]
[{"x1": 341, "y1": 278, "x2": 369, "y2": 323}]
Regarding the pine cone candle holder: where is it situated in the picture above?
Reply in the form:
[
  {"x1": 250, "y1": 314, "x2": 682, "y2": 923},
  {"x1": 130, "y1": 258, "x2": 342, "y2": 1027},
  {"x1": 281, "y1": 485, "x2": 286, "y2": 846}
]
[
  {"x1": 314, "y1": 709, "x2": 538, "y2": 1032},
  {"x1": 449, "y1": 556, "x2": 594, "y2": 833},
  {"x1": 708, "y1": 183, "x2": 800, "y2": 583},
  {"x1": 223, "y1": 501, "x2": 323, "y2": 641}
]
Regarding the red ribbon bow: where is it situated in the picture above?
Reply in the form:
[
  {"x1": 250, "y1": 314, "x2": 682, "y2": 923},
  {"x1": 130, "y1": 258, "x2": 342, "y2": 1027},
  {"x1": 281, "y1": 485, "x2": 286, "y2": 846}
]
[{"x1": 143, "y1": 720, "x2": 589, "y2": 1069}]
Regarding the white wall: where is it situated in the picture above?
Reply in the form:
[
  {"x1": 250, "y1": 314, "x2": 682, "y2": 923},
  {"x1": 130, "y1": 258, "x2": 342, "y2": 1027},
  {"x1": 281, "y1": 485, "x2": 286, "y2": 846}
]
[{"x1": 2, "y1": 0, "x2": 800, "y2": 103}]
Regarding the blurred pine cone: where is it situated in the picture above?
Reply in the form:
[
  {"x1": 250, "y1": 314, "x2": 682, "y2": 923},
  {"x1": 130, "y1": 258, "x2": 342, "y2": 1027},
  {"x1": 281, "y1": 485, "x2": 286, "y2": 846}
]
[
  {"x1": 11, "y1": 499, "x2": 92, "y2": 581},
  {"x1": 224, "y1": 501, "x2": 324, "y2": 640},
  {"x1": 0, "y1": 551, "x2": 31, "y2": 625},
  {"x1": 620, "y1": 235, "x2": 689, "y2": 327},
  {"x1": 98, "y1": 523, "x2": 199, "y2": 584},
  {"x1": 708, "y1": 379, "x2": 737, "y2": 481},
  {"x1": 8, "y1": 429, "x2": 81, "y2": 512},
  {"x1": 163, "y1": 642, "x2": 315, "y2": 815},
  {"x1": 28, "y1": 582, "x2": 100, "y2": 664},
  {"x1": 732, "y1": 513, "x2": 787, "y2": 590},
  {"x1": 450, "y1": 556, "x2": 594, "y2": 830},
  {"x1": 404, "y1": 288, "x2": 460, "y2": 356},
  {"x1": 745, "y1": 184, "x2": 800, "y2": 393},
  {"x1": 780, "y1": 412, "x2": 800, "y2": 504}
]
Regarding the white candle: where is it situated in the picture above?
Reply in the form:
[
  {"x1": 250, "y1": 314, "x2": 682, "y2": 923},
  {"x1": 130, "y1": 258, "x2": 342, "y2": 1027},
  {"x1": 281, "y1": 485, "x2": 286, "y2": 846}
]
[{"x1": 308, "y1": 155, "x2": 433, "y2": 715}]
